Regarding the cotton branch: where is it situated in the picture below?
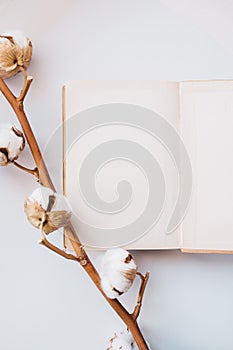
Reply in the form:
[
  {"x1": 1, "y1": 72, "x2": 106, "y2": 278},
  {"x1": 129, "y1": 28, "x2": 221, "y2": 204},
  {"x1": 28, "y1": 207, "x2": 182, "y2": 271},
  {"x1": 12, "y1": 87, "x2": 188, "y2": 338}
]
[
  {"x1": 13, "y1": 160, "x2": 39, "y2": 178},
  {"x1": 0, "y1": 73, "x2": 149, "y2": 350},
  {"x1": 39, "y1": 234, "x2": 87, "y2": 265},
  {"x1": 17, "y1": 67, "x2": 33, "y2": 103},
  {"x1": 132, "y1": 272, "x2": 150, "y2": 320}
]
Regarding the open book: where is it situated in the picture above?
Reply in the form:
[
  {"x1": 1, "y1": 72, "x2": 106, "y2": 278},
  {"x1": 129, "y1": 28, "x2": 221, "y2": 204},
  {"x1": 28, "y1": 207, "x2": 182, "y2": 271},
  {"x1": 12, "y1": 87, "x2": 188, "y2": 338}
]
[{"x1": 63, "y1": 81, "x2": 233, "y2": 253}]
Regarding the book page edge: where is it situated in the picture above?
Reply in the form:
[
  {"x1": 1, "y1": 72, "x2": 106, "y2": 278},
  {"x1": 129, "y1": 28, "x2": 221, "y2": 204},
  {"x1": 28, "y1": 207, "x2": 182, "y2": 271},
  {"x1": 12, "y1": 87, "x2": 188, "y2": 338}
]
[{"x1": 182, "y1": 248, "x2": 233, "y2": 255}]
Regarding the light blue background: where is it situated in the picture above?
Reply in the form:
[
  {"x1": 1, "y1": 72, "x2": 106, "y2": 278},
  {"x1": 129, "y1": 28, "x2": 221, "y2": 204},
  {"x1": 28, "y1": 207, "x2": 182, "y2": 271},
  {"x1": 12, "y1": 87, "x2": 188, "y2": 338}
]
[{"x1": 0, "y1": 1, "x2": 233, "y2": 349}]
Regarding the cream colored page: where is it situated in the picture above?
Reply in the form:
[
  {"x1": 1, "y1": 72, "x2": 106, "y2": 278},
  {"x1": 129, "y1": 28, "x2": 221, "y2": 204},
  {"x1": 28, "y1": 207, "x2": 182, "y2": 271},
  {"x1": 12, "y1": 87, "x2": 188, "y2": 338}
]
[
  {"x1": 180, "y1": 81, "x2": 233, "y2": 250},
  {"x1": 64, "y1": 81, "x2": 181, "y2": 249}
]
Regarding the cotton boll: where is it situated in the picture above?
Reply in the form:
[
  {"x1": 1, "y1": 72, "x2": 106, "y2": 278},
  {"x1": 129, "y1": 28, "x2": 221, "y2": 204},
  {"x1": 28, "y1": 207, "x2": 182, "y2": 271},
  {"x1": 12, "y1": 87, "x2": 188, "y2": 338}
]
[
  {"x1": 108, "y1": 331, "x2": 135, "y2": 350},
  {"x1": 29, "y1": 187, "x2": 53, "y2": 209},
  {"x1": 101, "y1": 248, "x2": 137, "y2": 299},
  {"x1": 24, "y1": 187, "x2": 72, "y2": 234},
  {"x1": 0, "y1": 124, "x2": 25, "y2": 166},
  {"x1": 101, "y1": 276, "x2": 120, "y2": 299},
  {"x1": 108, "y1": 332, "x2": 151, "y2": 350},
  {"x1": 0, "y1": 30, "x2": 32, "y2": 79}
]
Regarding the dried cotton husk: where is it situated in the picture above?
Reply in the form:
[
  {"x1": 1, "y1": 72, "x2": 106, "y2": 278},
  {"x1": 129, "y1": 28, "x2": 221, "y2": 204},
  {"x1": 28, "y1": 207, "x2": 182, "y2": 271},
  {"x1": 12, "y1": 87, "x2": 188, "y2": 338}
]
[
  {"x1": 24, "y1": 187, "x2": 72, "y2": 234},
  {"x1": 0, "y1": 30, "x2": 32, "y2": 79}
]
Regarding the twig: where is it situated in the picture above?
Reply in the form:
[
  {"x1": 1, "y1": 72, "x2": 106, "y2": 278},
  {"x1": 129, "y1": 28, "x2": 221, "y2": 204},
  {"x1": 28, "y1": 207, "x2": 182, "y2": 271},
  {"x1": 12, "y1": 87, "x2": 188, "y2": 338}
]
[
  {"x1": 38, "y1": 235, "x2": 84, "y2": 263},
  {"x1": 13, "y1": 160, "x2": 39, "y2": 178},
  {"x1": 0, "y1": 74, "x2": 149, "y2": 350},
  {"x1": 0, "y1": 78, "x2": 54, "y2": 189},
  {"x1": 17, "y1": 67, "x2": 33, "y2": 103},
  {"x1": 132, "y1": 272, "x2": 150, "y2": 320}
]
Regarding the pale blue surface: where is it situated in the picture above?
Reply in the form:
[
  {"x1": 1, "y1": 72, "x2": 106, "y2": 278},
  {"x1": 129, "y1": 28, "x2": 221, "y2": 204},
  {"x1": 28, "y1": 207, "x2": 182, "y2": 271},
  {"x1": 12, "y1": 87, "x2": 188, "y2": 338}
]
[{"x1": 0, "y1": 1, "x2": 233, "y2": 349}]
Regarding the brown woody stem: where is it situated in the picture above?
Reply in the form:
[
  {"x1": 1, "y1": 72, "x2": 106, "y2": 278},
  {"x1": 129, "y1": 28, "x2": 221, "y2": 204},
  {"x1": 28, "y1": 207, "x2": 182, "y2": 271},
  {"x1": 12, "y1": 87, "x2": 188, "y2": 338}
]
[
  {"x1": 13, "y1": 160, "x2": 39, "y2": 178},
  {"x1": 39, "y1": 235, "x2": 83, "y2": 263},
  {"x1": 17, "y1": 67, "x2": 33, "y2": 102},
  {"x1": 132, "y1": 272, "x2": 150, "y2": 320},
  {"x1": 0, "y1": 75, "x2": 149, "y2": 350}
]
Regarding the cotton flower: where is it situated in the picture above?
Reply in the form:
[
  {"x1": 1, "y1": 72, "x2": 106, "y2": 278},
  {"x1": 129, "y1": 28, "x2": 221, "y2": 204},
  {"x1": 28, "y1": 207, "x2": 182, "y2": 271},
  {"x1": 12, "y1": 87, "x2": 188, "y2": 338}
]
[
  {"x1": 24, "y1": 187, "x2": 72, "y2": 234},
  {"x1": 101, "y1": 248, "x2": 137, "y2": 299},
  {"x1": 107, "y1": 331, "x2": 136, "y2": 350},
  {"x1": 0, "y1": 30, "x2": 32, "y2": 79},
  {"x1": 0, "y1": 124, "x2": 25, "y2": 166}
]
